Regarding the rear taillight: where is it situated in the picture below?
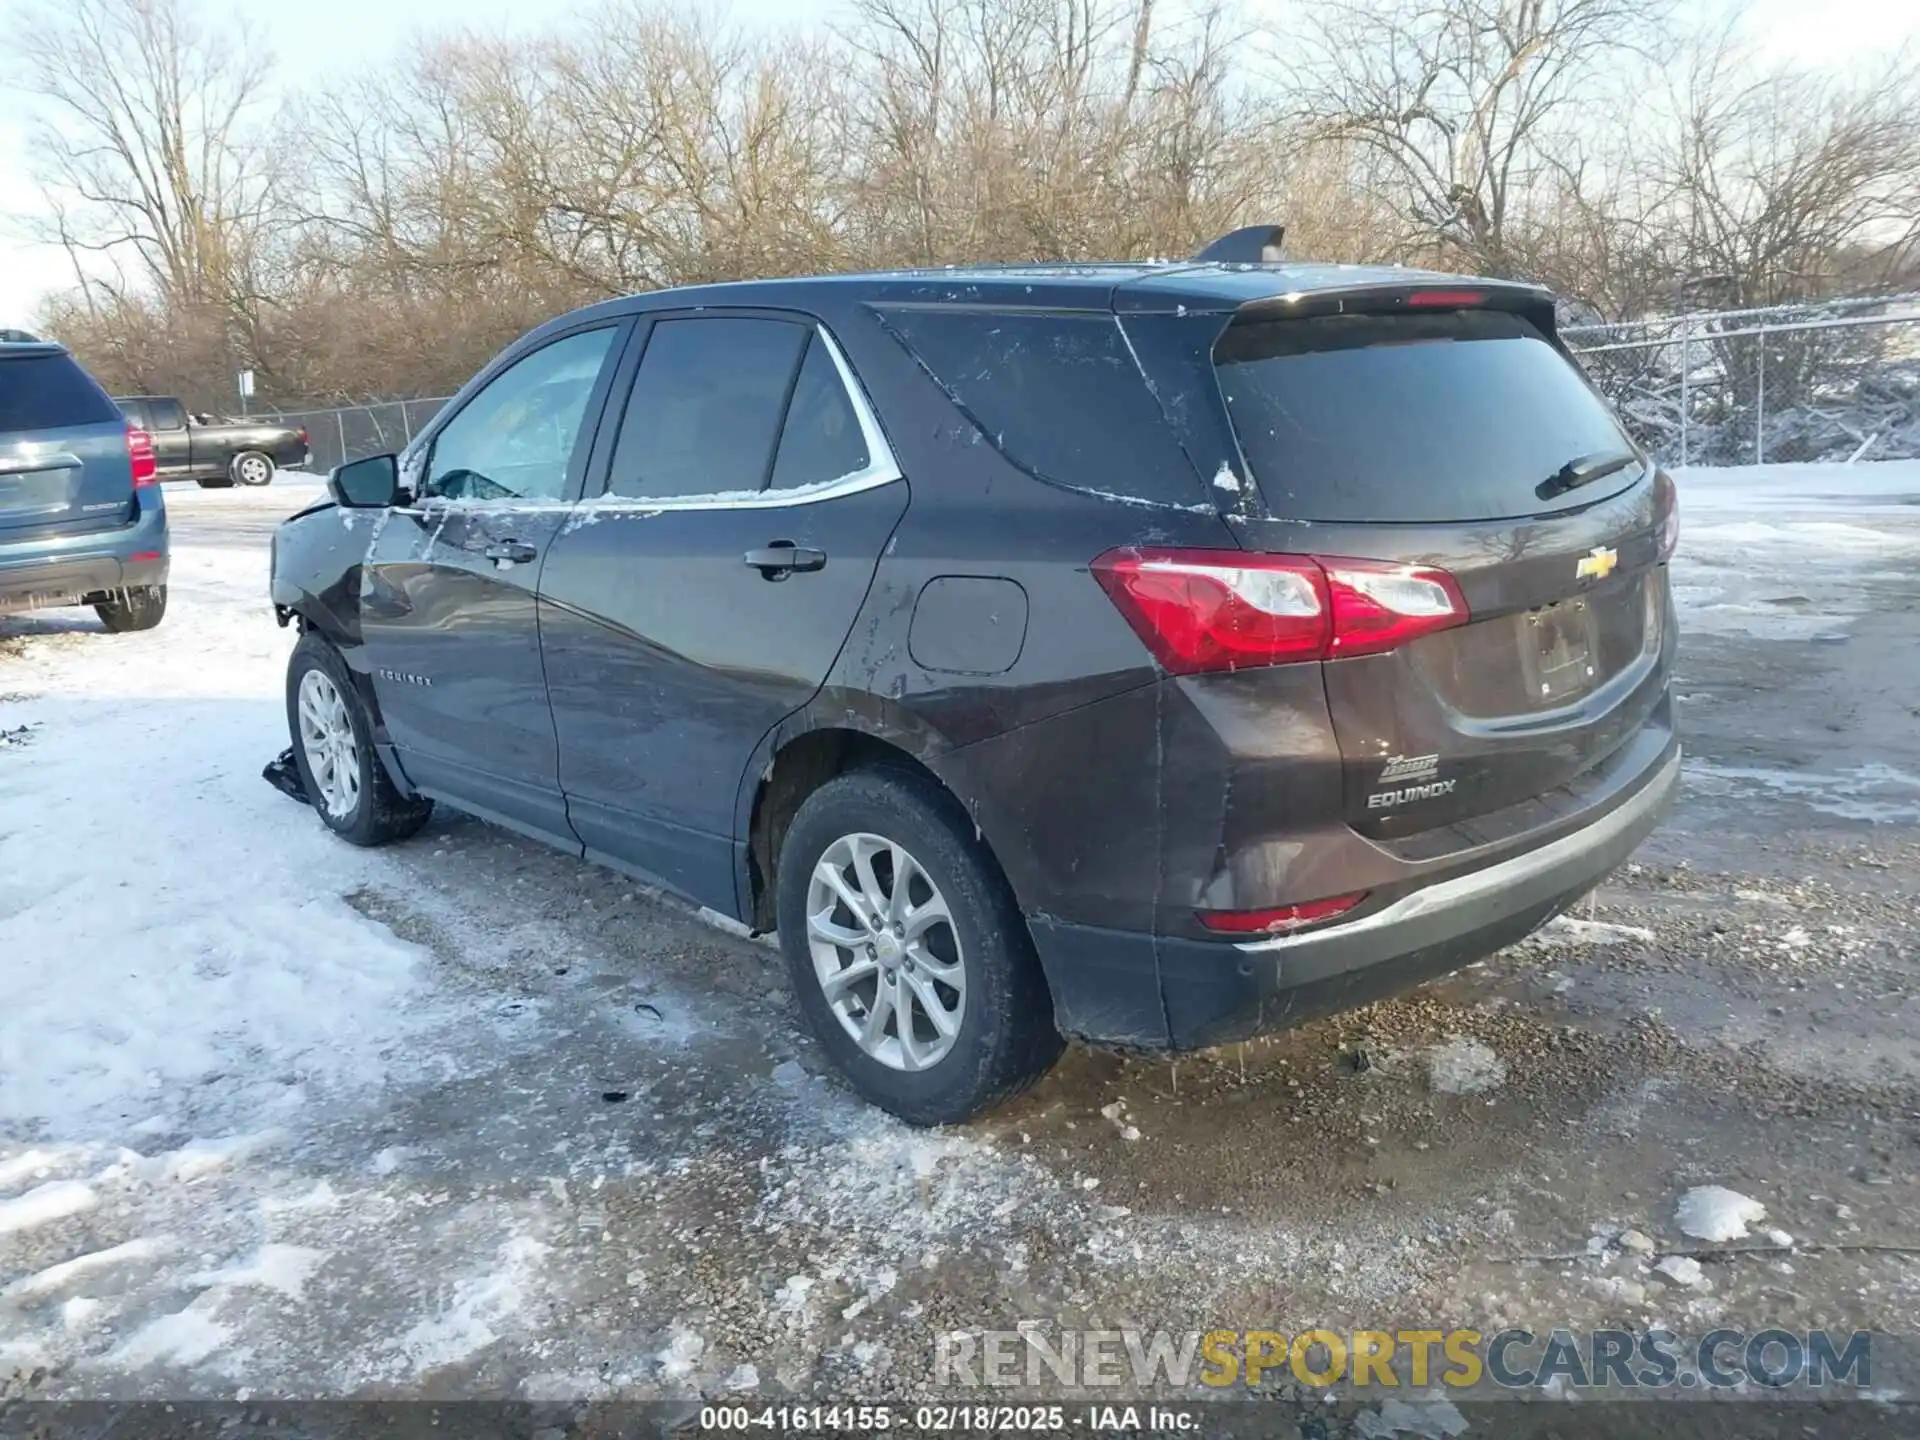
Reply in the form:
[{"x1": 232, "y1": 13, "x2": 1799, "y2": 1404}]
[
  {"x1": 1407, "y1": 290, "x2": 1485, "y2": 308},
  {"x1": 1091, "y1": 547, "x2": 1467, "y2": 675},
  {"x1": 297, "y1": 427, "x2": 309, "y2": 447},
  {"x1": 1654, "y1": 469, "x2": 1679, "y2": 561},
  {"x1": 1197, "y1": 892, "x2": 1368, "y2": 935},
  {"x1": 127, "y1": 428, "x2": 157, "y2": 487}
]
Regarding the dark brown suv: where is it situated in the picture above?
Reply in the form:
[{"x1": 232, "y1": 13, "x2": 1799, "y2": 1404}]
[{"x1": 268, "y1": 244, "x2": 1679, "y2": 1124}]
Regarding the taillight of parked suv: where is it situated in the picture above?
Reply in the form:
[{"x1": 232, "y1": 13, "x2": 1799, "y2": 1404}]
[
  {"x1": 1090, "y1": 548, "x2": 1468, "y2": 675},
  {"x1": 128, "y1": 427, "x2": 158, "y2": 487}
]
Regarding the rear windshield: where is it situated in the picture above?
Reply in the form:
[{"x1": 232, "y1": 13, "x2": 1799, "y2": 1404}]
[
  {"x1": 0, "y1": 352, "x2": 123, "y2": 432},
  {"x1": 1214, "y1": 310, "x2": 1641, "y2": 523}
]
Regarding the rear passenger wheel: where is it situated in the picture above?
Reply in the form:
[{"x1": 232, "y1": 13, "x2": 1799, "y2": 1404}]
[
  {"x1": 232, "y1": 450, "x2": 274, "y2": 486},
  {"x1": 776, "y1": 768, "x2": 1062, "y2": 1125},
  {"x1": 94, "y1": 585, "x2": 166, "y2": 633},
  {"x1": 285, "y1": 632, "x2": 432, "y2": 847}
]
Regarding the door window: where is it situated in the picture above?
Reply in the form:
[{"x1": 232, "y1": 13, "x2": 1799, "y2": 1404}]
[
  {"x1": 605, "y1": 318, "x2": 809, "y2": 500},
  {"x1": 116, "y1": 399, "x2": 150, "y2": 430},
  {"x1": 769, "y1": 335, "x2": 870, "y2": 490},
  {"x1": 424, "y1": 327, "x2": 617, "y2": 501},
  {"x1": 148, "y1": 398, "x2": 187, "y2": 430}
]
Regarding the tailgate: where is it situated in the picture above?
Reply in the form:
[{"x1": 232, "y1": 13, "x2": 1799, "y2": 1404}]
[
  {"x1": 1211, "y1": 302, "x2": 1677, "y2": 837},
  {"x1": 0, "y1": 350, "x2": 135, "y2": 539}
]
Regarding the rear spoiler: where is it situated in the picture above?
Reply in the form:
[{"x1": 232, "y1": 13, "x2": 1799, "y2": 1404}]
[{"x1": 1227, "y1": 280, "x2": 1561, "y2": 344}]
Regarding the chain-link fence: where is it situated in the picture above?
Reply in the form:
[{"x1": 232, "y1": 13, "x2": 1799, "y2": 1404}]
[
  {"x1": 1564, "y1": 294, "x2": 1920, "y2": 468},
  {"x1": 255, "y1": 396, "x2": 453, "y2": 474}
]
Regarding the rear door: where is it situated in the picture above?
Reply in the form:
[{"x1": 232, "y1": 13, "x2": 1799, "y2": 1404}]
[
  {"x1": 0, "y1": 349, "x2": 135, "y2": 541},
  {"x1": 539, "y1": 313, "x2": 909, "y2": 912},
  {"x1": 1205, "y1": 302, "x2": 1675, "y2": 838}
]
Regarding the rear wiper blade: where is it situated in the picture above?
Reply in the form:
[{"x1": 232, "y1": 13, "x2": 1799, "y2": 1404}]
[{"x1": 1537, "y1": 451, "x2": 1643, "y2": 501}]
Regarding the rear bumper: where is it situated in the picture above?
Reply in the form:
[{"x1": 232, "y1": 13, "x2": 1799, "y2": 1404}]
[
  {"x1": 0, "y1": 492, "x2": 169, "y2": 614},
  {"x1": 1029, "y1": 742, "x2": 1681, "y2": 1049}
]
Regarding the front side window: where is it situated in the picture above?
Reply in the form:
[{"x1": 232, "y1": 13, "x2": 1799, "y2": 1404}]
[
  {"x1": 148, "y1": 398, "x2": 187, "y2": 430},
  {"x1": 605, "y1": 318, "x2": 809, "y2": 500},
  {"x1": 425, "y1": 327, "x2": 617, "y2": 502}
]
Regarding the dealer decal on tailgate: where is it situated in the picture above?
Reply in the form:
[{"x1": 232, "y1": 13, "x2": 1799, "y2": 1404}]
[{"x1": 1368, "y1": 753, "x2": 1456, "y2": 810}]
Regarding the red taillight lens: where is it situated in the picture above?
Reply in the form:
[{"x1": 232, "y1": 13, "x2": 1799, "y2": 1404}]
[
  {"x1": 1654, "y1": 469, "x2": 1679, "y2": 561},
  {"x1": 127, "y1": 427, "x2": 157, "y2": 487},
  {"x1": 1091, "y1": 548, "x2": 1467, "y2": 675},
  {"x1": 1407, "y1": 290, "x2": 1485, "y2": 308},
  {"x1": 297, "y1": 427, "x2": 309, "y2": 446},
  {"x1": 1197, "y1": 892, "x2": 1368, "y2": 935}
]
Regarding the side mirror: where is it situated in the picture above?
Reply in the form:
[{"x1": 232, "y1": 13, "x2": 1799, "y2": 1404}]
[{"x1": 329, "y1": 453, "x2": 401, "y2": 508}]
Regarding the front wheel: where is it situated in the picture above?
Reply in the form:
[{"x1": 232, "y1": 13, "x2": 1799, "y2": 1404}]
[
  {"x1": 285, "y1": 632, "x2": 433, "y2": 846},
  {"x1": 197, "y1": 476, "x2": 233, "y2": 489},
  {"x1": 94, "y1": 585, "x2": 167, "y2": 633},
  {"x1": 776, "y1": 768, "x2": 1062, "y2": 1125},
  {"x1": 231, "y1": 450, "x2": 275, "y2": 486}
]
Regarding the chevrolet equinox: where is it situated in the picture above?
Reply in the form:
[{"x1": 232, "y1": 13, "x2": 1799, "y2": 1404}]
[{"x1": 268, "y1": 250, "x2": 1680, "y2": 1124}]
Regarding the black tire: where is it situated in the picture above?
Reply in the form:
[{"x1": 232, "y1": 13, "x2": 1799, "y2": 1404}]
[
  {"x1": 285, "y1": 631, "x2": 433, "y2": 847},
  {"x1": 94, "y1": 585, "x2": 167, "y2": 633},
  {"x1": 776, "y1": 766, "x2": 1062, "y2": 1125},
  {"x1": 196, "y1": 476, "x2": 233, "y2": 489},
  {"x1": 231, "y1": 450, "x2": 275, "y2": 486}
]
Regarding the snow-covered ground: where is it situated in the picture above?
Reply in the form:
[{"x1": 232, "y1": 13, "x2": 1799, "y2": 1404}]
[
  {"x1": 1672, "y1": 459, "x2": 1920, "y2": 641},
  {"x1": 4, "y1": 465, "x2": 1920, "y2": 1406}
]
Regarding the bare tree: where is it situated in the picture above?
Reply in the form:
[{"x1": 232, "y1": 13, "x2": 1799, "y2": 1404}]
[
  {"x1": 1286, "y1": 0, "x2": 1673, "y2": 275},
  {"x1": 14, "y1": 0, "x2": 276, "y2": 308}
]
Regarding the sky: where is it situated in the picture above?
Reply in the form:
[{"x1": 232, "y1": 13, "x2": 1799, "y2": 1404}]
[{"x1": 1, "y1": 0, "x2": 1916, "y2": 328}]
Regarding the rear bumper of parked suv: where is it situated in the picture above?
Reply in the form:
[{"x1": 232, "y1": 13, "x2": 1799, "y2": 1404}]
[
  {"x1": 1040, "y1": 741, "x2": 1678, "y2": 1049},
  {"x1": 0, "y1": 489, "x2": 169, "y2": 615},
  {"x1": 1026, "y1": 740, "x2": 1678, "y2": 1048}
]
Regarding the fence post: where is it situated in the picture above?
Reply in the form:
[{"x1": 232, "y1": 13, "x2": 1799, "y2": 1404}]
[
  {"x1": 1755, "y1": 329, "x2": 1766, "y2": 466},
  {"x1": 402, "y1": 403, "x2": 413, "y2": 444},
  {"x1": 1678, "y1": 319, "x2": 1691, "y2": 468},
  {"x1": 336, "y1": 410, "x2": 348, "y2": 469}
]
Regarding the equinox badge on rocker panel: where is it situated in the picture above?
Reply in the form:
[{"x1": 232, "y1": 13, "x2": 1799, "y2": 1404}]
[{"x1": 1368, "y1": 753, "x2": 1456, "y2": 810}]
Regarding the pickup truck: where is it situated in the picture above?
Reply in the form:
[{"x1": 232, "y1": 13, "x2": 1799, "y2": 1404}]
[{"x1": 113, "y1": 395, "x2": 310, "y2": 487}]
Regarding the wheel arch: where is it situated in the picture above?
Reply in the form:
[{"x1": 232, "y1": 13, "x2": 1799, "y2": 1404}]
[{"x1": 737, "y1": 698, "x2": 1027, "y2": 935}]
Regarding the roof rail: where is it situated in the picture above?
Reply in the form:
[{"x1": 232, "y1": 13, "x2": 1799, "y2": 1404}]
[{"x1": 1193, "y1": 225, "x2": 1286, "y2": 265}]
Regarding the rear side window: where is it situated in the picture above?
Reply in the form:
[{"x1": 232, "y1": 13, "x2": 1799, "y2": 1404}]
[
  {"x1": 1215, "y1": 310, "x2": 1639, "y2": 523},
  {"x1": 878, "y1": 310, "x2": 1205, "y2": 507},
  {"x1": 607, "y1": 318, "x2": 808, "y2": 500},
  {"x1": 771, "y1": 335, "x2": 870, "y2": 490},
  {"x1": 0, "y1": 353, "x2": 123, "y2": 432},
  {"x1": 149, "y1": 398, "x2": 187, "y2": 430}
]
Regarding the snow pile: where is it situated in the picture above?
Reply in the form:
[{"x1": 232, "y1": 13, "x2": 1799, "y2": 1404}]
[{"x1": 1675, "y1": 1185, "x2": 1767, "y2": 1243}]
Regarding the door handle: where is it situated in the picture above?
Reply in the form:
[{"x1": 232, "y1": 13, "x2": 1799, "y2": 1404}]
[
  {"x1": 743, "y1": 542, "x2": 827, "y2": 579},
  {"x1": 485, "y1": 540, "x2": 539, "y2": 565}
]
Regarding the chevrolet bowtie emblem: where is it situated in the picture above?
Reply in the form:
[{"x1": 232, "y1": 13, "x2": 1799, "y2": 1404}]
[{"x1": 1576, "y1": 545, "x2": 1619, "y2": 581}]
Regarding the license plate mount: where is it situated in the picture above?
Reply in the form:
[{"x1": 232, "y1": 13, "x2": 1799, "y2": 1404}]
[{"x1": 1519, "y1": 598, "x2": 1598, "y2": 704}]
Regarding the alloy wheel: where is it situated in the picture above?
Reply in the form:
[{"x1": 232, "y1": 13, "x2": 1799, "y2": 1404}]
[
  {"x1": 805, "y1": 831, "x2": 966, "y2": 1071},
  {"x1": 296, "y1": 669, "x2": 361, "y2": 819}
]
